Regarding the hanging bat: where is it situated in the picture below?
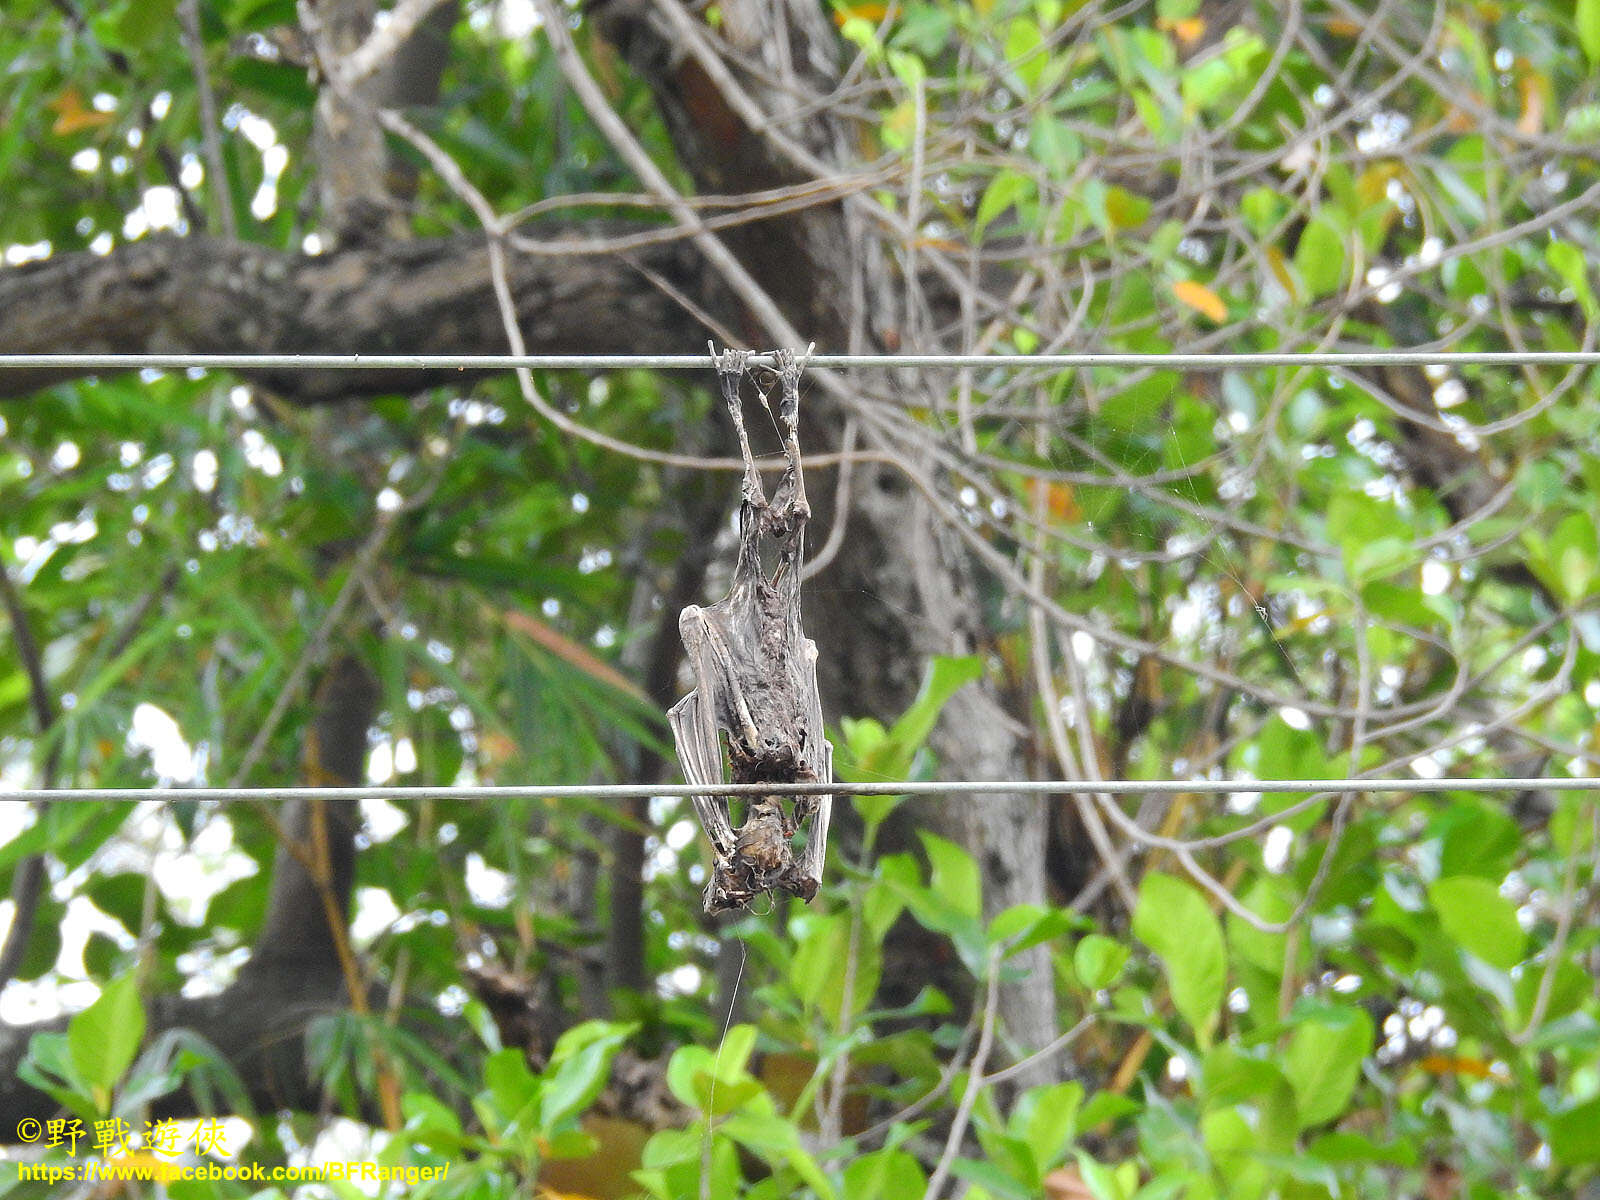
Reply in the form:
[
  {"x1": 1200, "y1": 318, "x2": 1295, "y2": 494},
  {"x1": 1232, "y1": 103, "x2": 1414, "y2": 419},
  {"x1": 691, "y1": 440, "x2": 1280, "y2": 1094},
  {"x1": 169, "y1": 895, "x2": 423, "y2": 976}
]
[{"x1": 668, "y1": 346, "x2": 833, "y2": 913}]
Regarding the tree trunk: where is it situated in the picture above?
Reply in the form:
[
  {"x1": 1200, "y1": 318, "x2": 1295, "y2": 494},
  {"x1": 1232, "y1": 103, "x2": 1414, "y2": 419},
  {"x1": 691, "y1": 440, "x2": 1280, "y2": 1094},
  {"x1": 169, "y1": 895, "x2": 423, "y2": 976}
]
[{"x1": 590, "y1": 0, "x2": 1058, "y2": 1074}]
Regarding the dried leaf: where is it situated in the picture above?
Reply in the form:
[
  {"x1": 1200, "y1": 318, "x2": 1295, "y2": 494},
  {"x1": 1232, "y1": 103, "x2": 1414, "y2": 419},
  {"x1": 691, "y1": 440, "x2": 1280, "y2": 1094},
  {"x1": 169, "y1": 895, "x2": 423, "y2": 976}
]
[
  {"x1": 1173, "y1": 279, "x2": 1228, "y2": 322},
  {"x1": 50, "y1": 88, "x2": 112, "y2": 136},
  {"x1": 1045, "y1": 1165, "x2": 1095, "y2": 1200},
  {"x1": 1031, "y1": 479, "x2": 1081, "y2": 523},
  {"x1": 1424, "y1": 1159, "x2": 1462, "y2": 1200},
  {"x1": 1157, "y1": 16, "x2": 1206, "y2": 45}
]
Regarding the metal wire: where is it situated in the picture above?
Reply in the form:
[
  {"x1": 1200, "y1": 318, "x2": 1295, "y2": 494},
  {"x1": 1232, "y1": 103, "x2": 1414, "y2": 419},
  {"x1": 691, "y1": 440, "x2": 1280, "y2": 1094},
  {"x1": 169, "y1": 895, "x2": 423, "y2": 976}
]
[
  {"x1": 1, "y1": 777, "x2": 1593, "y2": 804},
  {"x1": 3, "y1": 351, "x2": 1600, "y2": 371}
]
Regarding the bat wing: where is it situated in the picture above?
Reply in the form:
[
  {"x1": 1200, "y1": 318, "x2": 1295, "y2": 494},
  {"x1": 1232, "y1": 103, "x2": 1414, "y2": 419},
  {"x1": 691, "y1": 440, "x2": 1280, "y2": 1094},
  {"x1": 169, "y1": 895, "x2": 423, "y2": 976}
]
[
  {"x1": 795, "y1": 636, "x2": 833, "y2": 888},
  {"x1": 667, "y1": 688, "x2": 736, "y2": 859}
]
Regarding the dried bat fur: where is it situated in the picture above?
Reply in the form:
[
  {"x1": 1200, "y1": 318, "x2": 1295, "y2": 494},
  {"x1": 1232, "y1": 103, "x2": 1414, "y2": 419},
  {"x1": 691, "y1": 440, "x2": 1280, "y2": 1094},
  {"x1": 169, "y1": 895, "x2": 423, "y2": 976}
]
[{"x1": 667, "y1": 347, "x2": 833, "y2": 913}]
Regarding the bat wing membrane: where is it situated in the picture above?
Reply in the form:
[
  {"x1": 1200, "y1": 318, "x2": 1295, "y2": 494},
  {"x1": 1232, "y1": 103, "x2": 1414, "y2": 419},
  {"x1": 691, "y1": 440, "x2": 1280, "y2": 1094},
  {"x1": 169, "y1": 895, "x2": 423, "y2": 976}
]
[{"x1": 667, "y1": 689, "x2": 737, "y2": 859}]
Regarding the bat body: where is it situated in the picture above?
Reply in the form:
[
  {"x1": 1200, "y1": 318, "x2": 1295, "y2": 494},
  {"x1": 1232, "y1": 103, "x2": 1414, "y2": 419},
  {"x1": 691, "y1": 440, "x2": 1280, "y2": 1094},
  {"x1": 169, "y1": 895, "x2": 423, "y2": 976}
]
[{"x1": 668, "y1": 348, "x2": 833, "y2": 912}]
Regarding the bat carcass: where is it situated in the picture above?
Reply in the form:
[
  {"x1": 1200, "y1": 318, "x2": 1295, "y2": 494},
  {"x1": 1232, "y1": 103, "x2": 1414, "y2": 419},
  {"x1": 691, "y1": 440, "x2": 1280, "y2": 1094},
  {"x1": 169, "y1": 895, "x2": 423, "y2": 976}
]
[{"x1": 668, "y1": 347, "x2": 833, "y2": 913}]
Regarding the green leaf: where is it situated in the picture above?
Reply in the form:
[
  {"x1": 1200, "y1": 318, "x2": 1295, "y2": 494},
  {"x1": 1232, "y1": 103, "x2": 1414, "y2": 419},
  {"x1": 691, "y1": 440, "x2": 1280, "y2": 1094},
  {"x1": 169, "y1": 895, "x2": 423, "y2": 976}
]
[
  {"x1": 1018, "y1": 1081, "x2": 1084, "y2": 1170},
  {"x1": 988, "y1": 903, "x2": 1074, "y2": 957},
  {"x1": 482, "y1": 1047, "x2": 541, "y2": 1124},
  {"x1": 665, "y1": 1045, "x2": 761, "y2": 1114},
  {"x1": 790, "y1": 914, "x2": 881, "y2": 1022},
  {"x1": 1030, "y1": 115, "x2": 1080, "y2": 179},
  {"x1": 721, "y1": 1111, "x2": 837, "y2": 1198},
  {"x1": 1004, "y1": 18, "x2": 1047, "y2": 92},
  {"x1": 842, "y1": 1147, "x2": 926, "y2": 1199},
  {"x1": 1226, "y1": 878, "x2": 1295, "y2": 975},
  {"x1": 1435, "y1": 800, "x2": 1520, "y2": 879},
  {"x1": 539, "y1": 1022, "x2": 632, "y2": 1131},
  {"x1": 1182, "y1": 56, "x2": 1236, "y2": 111},
  {"x1": 93, "y1": 0, "x2": 177, "y2": 49},
  {"x1": 976, "y1": 170, "x2": 1034, "y2": 235},
  {"x1": 1579, "y1": 0, "x2": 1600, "y2": 66},
  {"x1": 1547, "y1": 241, "x2": 1599, "y2": 320},
  {"x1": 1550, "y1": 1096, "x2": 1600, "y2": 1165},
  {"x1": 0, "y1": 800, "x2": 125, "y2": 874},
  {"x1": 1294, "y1": 219, "x2": 1344, "y2": 298},
  {"x1": 1132, "y1": 873, "x2": 1226, "y2": 1042},
  {"x1": 710, "y1": 1024, "x2": 757, "y2": 1080},
  {"x1": 1306, "y1": 1130, "x2": 1419, "y2": 1166},
  {"x1": 861, "y1": 854, "x2": 914, "y2": 941},
  {"x1": 1514, "y1": 955, "x2": 1590, "y2": 1026},
  {"x1": 919, "y1": 831, "x2": 981, "y2": 921},
  {"x1": 68, "y1": 974, "x2": 145, "y2": 1108},
  {"x1": 1525, "y1": 509, "x2": 1600, "y2": 602},
  {"x1": 1104, "y1": 185, "x2": 1151, "y2": 230},
  {"x1": 19, "y1": 1032, "x2": 95, "y2": 1120},
  {"x1": 1241, "y1": 187, "x2": 1284, "y2": 236},
  {"x1": 887, "y1": 50, "x2": 926, "y2": 91},
  {"x1": 1074, "y1": 934, "x2": 1129, "y2": 990},
  {"x1": 886, "y1": 655, "x2": 984, "y2": 763},
  {"x1": 1281, "y1": 1005, "x2": 1372, "y2": 1128},
  {"x1": 85, "y1": 873, "x2": 148, "y2": 932},
  {"x1": 843, "y1": 655, "x2": 982, "y2": 830},
  {"x1": 1551, "y1": 793, "x2": 1597, "y2": 856},
  {"x1": 1074, "y1": 1150, "x2": 1138, "y2": 1200},
  {"x1": 1428, "y1": 876, "x2": 1526, "y2": 969}
]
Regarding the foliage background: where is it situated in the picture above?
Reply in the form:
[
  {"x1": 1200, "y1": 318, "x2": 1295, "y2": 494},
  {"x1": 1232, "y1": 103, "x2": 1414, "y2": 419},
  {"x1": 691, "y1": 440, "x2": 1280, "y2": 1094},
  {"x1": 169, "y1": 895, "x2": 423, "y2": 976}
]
[{"x1": 2, "y1": 0, "x2": 1600, "y2": 1197}]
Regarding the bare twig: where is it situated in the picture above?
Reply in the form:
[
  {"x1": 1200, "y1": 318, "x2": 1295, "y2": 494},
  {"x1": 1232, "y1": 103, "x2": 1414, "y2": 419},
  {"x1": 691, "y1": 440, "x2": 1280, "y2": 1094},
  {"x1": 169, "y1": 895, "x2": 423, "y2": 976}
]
[
  {"x1": 179, "y1": 0, "x2": 237, "y2": 239},
  {"x1": 923, "y1": 948, "x2": 1002, "y2": 1200}
]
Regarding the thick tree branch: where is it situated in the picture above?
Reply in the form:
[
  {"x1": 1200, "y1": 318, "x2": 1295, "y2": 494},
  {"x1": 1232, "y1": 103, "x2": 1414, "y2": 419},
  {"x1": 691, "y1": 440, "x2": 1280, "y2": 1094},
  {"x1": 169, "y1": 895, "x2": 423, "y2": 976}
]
[{"x1": 0, "y1": 234, "x2": 712, "y2": 403}]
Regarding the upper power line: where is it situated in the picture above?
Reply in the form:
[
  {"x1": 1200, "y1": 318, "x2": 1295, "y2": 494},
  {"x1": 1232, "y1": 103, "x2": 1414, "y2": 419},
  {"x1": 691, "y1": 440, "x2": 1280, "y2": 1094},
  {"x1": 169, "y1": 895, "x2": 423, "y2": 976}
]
[
  {"x1": 2, "y1": 351, "x2": 1599, "y2": 371},
  {"x1": 1, "y1": 777, "x2": 1595, "y2": 804}
]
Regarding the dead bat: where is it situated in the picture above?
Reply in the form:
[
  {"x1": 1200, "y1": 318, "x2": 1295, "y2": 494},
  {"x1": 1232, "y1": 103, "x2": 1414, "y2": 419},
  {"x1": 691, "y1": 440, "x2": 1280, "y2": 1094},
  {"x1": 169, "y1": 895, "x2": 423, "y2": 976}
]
[{"x1": 668, "y1": 346, "x2": 833, "y2": 913}]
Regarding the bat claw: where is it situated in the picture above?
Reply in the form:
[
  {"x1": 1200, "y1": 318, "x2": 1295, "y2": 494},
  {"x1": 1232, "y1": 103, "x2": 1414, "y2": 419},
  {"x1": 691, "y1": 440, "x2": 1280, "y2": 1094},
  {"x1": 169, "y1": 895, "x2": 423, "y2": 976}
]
[{"x1": 711, "y1": 343, "x2": 751, "y2": 383}]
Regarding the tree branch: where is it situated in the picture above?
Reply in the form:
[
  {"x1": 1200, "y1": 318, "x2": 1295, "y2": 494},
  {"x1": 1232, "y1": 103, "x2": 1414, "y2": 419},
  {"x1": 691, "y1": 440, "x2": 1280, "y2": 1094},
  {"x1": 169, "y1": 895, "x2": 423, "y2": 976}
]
[{"x1": 0, "y1": 234, "x2": 712, "y2": 403}]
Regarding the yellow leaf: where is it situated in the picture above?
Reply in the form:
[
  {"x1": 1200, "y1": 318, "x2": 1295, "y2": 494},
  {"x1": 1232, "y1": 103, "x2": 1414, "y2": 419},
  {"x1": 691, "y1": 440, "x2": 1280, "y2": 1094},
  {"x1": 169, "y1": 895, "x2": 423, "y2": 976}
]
[
  {"x1": 832, "y1": 2, "x2": 888, "y2": 24},
  {"x1": 1172, "y1": 279, "x2": 1227, "y2": 323},
  {"x1": 479, "y1": 731, "x2": 517, "y2": 768},
  {"x1": 881, "y1": 99, "x2": 916, "y2": 150},
  {"x1": 1105, "y1": 185, "x2": 1151, "y2": 229},
  {"x1": 1030, "y1": 479, "x2": 1081, "y2": 523},
  {"x1": 1156, "y1": 16, "x2": 1206, "y2": 45},
  {"x1": 1277, "y1": 610, "x2": 1327, "y2": 636},
  {"x1": 1356, "y1": 163, "x2": 1398, "y2": 208},
  {"x1": 1417, "y1": 1054, "x2": 1509, "y2": 1082},
  {"x1": 1265, "y1": 246, "x2": 1298, "y2": 299},
  {"x1": 49, "y1": 88, "x2": 112, "y2": 136},
  {"x1": 1517, "y1": 68, "x2": 1547, "y2": 134}
]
